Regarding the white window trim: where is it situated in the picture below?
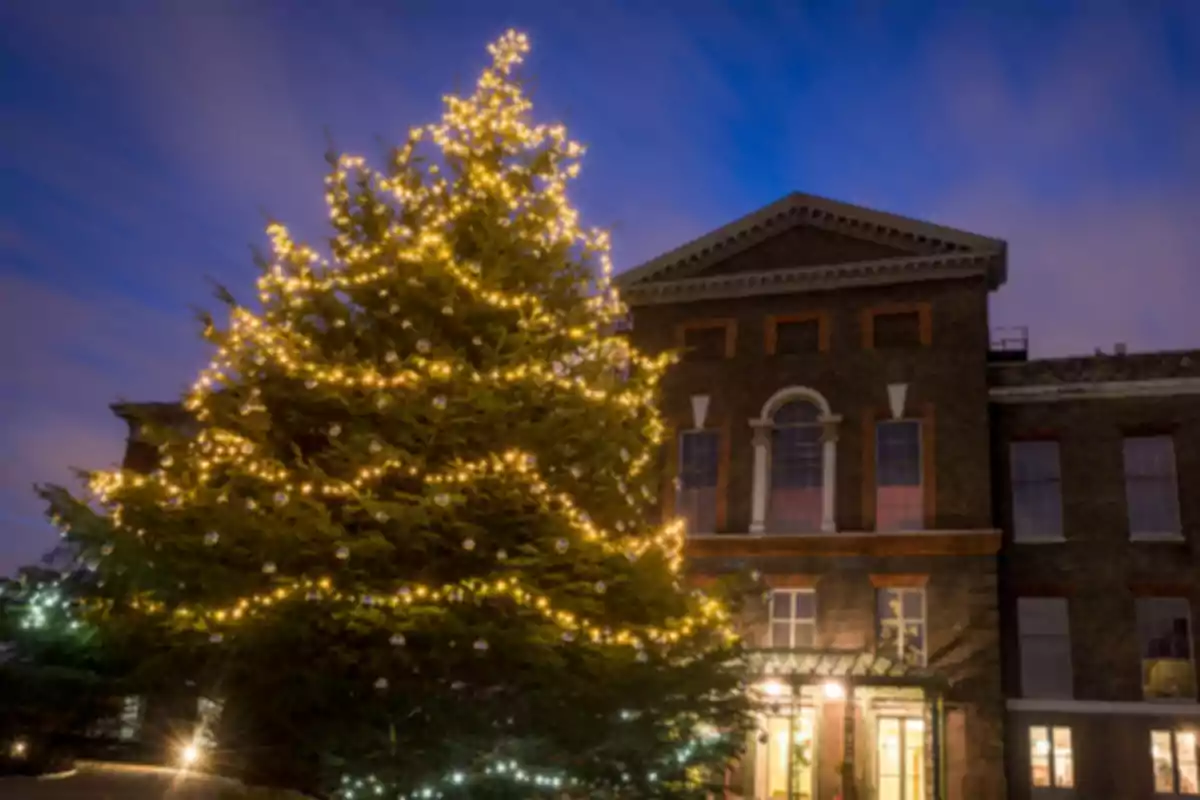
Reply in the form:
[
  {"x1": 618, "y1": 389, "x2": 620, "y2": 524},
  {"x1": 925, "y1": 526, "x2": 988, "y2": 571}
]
[
  {"x1": 878, "y1": 587, "x2": 927, "y2": 666},
  {"x1": 767, "y1": 589, "x2": 816, "y2": 649},
  {"x1": 748, "y1": 386, "x2": 839, "y2": 535},
  {"x1": 1029, "y1": 724, "x2": 1075, "y2": 791},
  {"x1": 875, "y1": 418, "x2": 925, "y2": 533}
]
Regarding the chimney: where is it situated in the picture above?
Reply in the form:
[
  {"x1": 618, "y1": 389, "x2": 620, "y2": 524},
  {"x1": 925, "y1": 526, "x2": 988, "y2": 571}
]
[{"x1": 1114, "y1": 342, "x2": 1127, "y2": 356}]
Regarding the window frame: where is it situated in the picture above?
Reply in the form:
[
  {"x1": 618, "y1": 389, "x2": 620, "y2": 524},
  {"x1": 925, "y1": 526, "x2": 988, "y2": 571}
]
[
  {"x1": 767, "y1": 400, "x2": 825, "y2": 532},
  {"x1": 765, "y1": 312, "x2": 829, "y2": 356},
  {"x1": 1152, "y1": 728, "x2": 1200, "y2": 796},
  {"x1": 1010, "y1": 440, "x2": 1065, "y2": 543},
  {"x1": 862, "y1": 303, "x2": 932, "y2": 350},
  {"x1": 1123, "y1": 435, "x2": 1183, "y2": 541},
  {"x1": 875, "y1": 419, "x2": 925, "y2": 532},
  {"x1": 1017, "y1": 597, "x2": 1074, "y2": 699},
  {"x1": 1029, "y1": 724, "x2": 1075, "y2": 790},
  {"x1": 767, "y1": 588, "x2": 817, "y2": 649},
  {"x1": 676, "y1": 319, "x2": 736, "y2": 362},
  {"x1": 877, "y1": 586, "x2": 927, "y2": 666},
  {"x1": 1137, "y1": 596, "x2": 1197, "y2": 702},
  {"x1": 676, "y1": 428, "x2": 721, "y2": 535}
]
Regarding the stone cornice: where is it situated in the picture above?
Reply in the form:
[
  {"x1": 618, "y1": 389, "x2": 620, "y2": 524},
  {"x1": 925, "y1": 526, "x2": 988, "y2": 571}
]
[
  {"x1": 617, "y1": 192, "x2": 1006, "y2": 289},
  {"x1": 622, "y1": 252, "x2": 998, "y2": 307},
  {"x1": 989, "y1": 377, "x2": 1200, "y2": 403}
]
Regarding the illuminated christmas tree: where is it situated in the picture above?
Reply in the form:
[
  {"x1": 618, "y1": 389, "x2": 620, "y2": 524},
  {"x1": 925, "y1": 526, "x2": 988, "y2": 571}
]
[{"x1": 40, "y1": 31, "x2": 750, "y2": 796}]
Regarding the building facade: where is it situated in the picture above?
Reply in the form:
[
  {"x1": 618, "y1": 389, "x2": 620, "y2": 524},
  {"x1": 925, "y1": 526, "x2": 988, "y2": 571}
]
[
  {"x1": 619, "y1": 192, "x2": 1200, "y2": 800},
  {"x1": 618, "y1": 194, "x2": 1010, "y2": 800}
]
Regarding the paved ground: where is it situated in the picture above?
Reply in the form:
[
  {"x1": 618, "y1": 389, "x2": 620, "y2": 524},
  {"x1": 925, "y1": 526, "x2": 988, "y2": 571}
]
[{"x1": 0, "y1": 760, "x2": 260, "y2": 798}]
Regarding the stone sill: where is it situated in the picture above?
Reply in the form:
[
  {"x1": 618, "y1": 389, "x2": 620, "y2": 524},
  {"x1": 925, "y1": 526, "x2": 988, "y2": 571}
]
[
  {"x1": 1013, "y1": 536, "x2": 1069, "y2": 545},
  {"x1": 1130, "y1": 533, "x2": 1187, "y2": 543}
]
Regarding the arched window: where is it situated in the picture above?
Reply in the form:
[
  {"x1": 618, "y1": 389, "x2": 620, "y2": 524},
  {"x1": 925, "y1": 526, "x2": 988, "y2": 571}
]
[{"x1": 768, "y1": 400, "x2": 824, "y2": 531}]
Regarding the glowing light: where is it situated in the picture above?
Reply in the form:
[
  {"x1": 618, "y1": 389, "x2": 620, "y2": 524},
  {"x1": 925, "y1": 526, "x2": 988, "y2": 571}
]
[
  {"x1": 822, "y1": 680, "x2": 845, "y2": 700},
  {"x1": 178, "y1": 742, "x2": 201, "y2": 768},
  {"x1": 10, "y1": 738, "x2": 27, "y2": 759},
  {"x1": 759, "y1": 679, "x2": 786, "y2": 697}
]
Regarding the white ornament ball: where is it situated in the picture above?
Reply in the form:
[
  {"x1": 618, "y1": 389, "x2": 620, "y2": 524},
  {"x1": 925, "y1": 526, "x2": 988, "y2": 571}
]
[
  {"x1": 561, "y1": 631, "x2": 575, "y2": 642},
  {"x1": 462, "y1": 538, "x2": 476, "y2": 551},
  {"x1": 432, "y1": 395, "x2": 447, "y2": 409},
  {"x1": 434, "y1": 493, "x2": 451, "y2": 507},
  {"x1": 306, "y1": 379, "x2": 318, "y2": 389},
  {"x1": 474, "y1": 638, "x2": 489, "y2": 651},
  {"x1": 472, "y1": 336, "x2": 483, "y2": 346},
  {"x1": 555, "y1": 538, "x2": 569, "y2": 554},
  {"x1": 369, "y1": 440, "x2": 382, "y2": 453},
  {"x1": 385, "y1": 351, "x2": 398, "y2": 363},
  {"x1": 329, "y1": 424, "x2": 341, "y2": 437},
  {"x1": 441, "y1": 305, "x2": 453, "y2": 316},
  {"x1": 416, "y1": 339, "x2": 431, "y2": 353},
  {"x1": 390, "y1": 633, "x2": 406, "y2": 646},
  {"x1": 375, "y1": 511, "x2": 389, "y2": 522},
  {"x1": 262, "y1": 562, "x2": 276, "y2": 574},
  {"x1": 496, "y1": 549, "x2": 507, "y2": 561},
  {"x1": 336, "y1": 546, "x2": 350, "y2": 560},
  {"x1": 594, "y1": 581, "x2": 606, "y2": 594},
  {"x1": 273, "y1": 491, "x2": 288, "y2": 506},
  {"x1": 374, "y1": 677, "x2": 388, "y2": 690},
  {"x1": 210, "y1": 633, "x2": 224, "y2": 644},
  {"x1": 204, "y1": 531, "x2": 219, "y2": 545}
]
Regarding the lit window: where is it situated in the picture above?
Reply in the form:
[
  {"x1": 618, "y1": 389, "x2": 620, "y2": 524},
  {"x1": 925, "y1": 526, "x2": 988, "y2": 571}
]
[
  {"x1": 769, "y1": 401, "x2": 824, "y2": 531},
  {"x1": 678, "y1": 430, "x2": 719, "y2": 534},
  {"x1": 878, "y1": 716, "x2": 926, "y2": 800},
  {"x1": 768, "y1": 590, "x2": 816, "y2": 649},
  {"x1": 1010, "y1": 441, "x2": 1063, "y2": 541},
  {"x1": 1017, "y1": 598, "x2": 1073, "y2": 698},
  {"x1": 682, "y1": 326, "x2": 728, "y2": 361},
  {"x1": 1137, "y1": 598, "x2": 1196, "y2": 700},
  {"x1": 877, "y1": 587, "x2": 926, "y2": 666},
  {"x1": 1124, "y1": 436, "x2": 1181, "y2": 538},
  {"x1": 876, "y1": 421, "x2": 923, "y2": 531},
  {"x1": 1029, "y1": 725, "x2": 1074, "y2": 788},
  {"x1": 1152, "y1": 729, "x2": 1199, "y2": 795}
]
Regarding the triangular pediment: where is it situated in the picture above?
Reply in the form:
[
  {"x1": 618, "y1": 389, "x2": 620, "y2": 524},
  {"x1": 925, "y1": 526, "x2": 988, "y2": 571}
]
[{"x1": 616, "y1": 193, "x2": 1006, "y2": 301}]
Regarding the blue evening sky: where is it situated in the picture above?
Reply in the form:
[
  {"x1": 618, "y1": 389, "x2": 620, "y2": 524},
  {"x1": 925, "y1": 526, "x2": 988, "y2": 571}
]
[{"x1": 2, "y1": 1, "x2": 1198, "y2": 571}]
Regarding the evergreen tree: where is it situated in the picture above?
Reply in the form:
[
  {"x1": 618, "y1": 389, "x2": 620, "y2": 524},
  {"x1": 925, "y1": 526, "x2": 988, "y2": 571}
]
[{"x1": 40, "y1": 30, "x2": 750, "y2": 797}]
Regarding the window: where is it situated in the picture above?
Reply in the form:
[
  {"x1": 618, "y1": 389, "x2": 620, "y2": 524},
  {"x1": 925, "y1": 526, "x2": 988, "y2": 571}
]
[
  {"x1": 876, "y1": 420, "x2": 923, "y2": 531},
  {"x1": 769, "y1": 401, "x2": 824, "y2": 531},
  {"x1": 1029, "y1": 725, "x2": 1074, "y2": 789},
  {"x1": 878, "y1": 716, "x2": 926, "y2": 800},
  {"x1": 1124, "y1": 436, "x2": 1181, "y2": 538},
  {"x1": 1137, "y1": 597, "x2": 1196, "y2": 700},
  {"x1": 1018, "y1": 598, "x2": 1073, "y2": 698},
  {"x1": 682, "y1": 325, "x2": 729, "y2": 361},
  {"x1": 677, "y1": 430, "x2": 719, "y2": 534},
  {"x1": 773, "y1": 318, "x2": 821, "y2": 355},
  {"x1": 877, "y1": 587, "x2": 926, "y2": 666},
  {"x1": 1153, "y1": 729, "x2": 1199, "y2": 795},
  {"x1": 768, "y1": 589, "x2": 816, "y2": 649},
  {"x1": 873, "y1": 311, "x2": 922, "y2": 348},
  {"x1": 1011, "y1": 441, "x2": 1064, "y2": 541}
]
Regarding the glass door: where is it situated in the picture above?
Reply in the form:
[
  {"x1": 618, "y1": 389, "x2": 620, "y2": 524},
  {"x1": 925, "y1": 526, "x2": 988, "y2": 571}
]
[
  {"x1": 757, "y1": 708, "x2": 816, "y2": 800},
  {"x1": 878, "y1": 716, "x2": 925, "y2": 800}
]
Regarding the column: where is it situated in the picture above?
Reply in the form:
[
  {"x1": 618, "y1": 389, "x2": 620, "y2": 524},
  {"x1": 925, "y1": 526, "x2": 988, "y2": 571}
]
[
  {"x1": 820, "y1": 415, "x2": 841, "y2": 533},
  {"x1": 749, "y1": 422, "x2": 771, "y2": 535}
]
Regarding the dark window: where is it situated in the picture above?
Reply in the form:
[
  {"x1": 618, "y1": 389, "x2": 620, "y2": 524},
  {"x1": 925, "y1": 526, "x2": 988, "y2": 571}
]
[
  {"x1": 877, "y1": 588, "x2": 926, "y2": 666},
  {"x1": 872, "y1": 311, "x2": 922, "y2": 348},
  {"x1": 769, "y1": 401, "x2": 823, "y2": 531},
  {"x1": 1010, "y1": 441, "x2": 1063, "y2": 541},
  {"x1": 875, "y1": 420, "x2": 923, "y2": 531},
  {"x1": 774, "y1": 319, "x2": 821, "y2": 355},
  {"x1": 682, "y1": 326, "x2": 727, "y2": 361},
  {"x1": 1124, "y1": 436, "x2": 1181, "y2": 537},
  {"x1": 678, "y1": 430, "x2": 719, "y2": 534},
  {"x1": 1017, "y1": 597, "x2": 1073, "y2": 698}
]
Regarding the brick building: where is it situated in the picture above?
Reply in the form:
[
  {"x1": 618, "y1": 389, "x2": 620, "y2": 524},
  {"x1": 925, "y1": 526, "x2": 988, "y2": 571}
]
[{"x1": 617, "y1": 192, "x2": 1199, "y2": 800}]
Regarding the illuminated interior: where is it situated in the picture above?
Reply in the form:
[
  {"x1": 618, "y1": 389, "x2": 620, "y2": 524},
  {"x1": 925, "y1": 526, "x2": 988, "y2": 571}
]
[
  {"x1": 758, "y1": 708, "x2": 815, "y2": 800},
  {"x1": 878, "y1": 716, "x2": 925, "y2": 800}
]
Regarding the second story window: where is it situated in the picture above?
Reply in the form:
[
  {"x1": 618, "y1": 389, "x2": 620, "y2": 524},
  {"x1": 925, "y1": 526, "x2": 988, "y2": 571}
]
[
  {"x1": 1137, "y1": 597, "x2": 1196, "y2": 701},
  {"x1": 772, "y1": 318, "x2": 822, "y2": 355},
  {"x1": 872, "y1": 310, "x2": 922, "y2": 349},
  {"x1": 1152, "y1": 729, "x2": 1199, "y2": 795},
  {"x1": 677, "y1": 430, "x2": 719, "y2": 535},
  {"x1": 877, "y1": 587, "x2": 926, "y2": 666},
  {"x1": 1017, "y1": 597, "x2": 1073, "y2": 698},
  {"x1": 1010, "y1": 441, "x2": 1063, "y2": 542},
  {"x1": 769, "y1": 401, "x2": 824, "y2": 531},
  {"x1": 876, "y1": 420, "x2": 923, "y2": 532},
  {"x1": 1123, "y1": 436, "x2": 1181, "y2": 539},
  {"x1": 768, "y1": 589, "x2": 816, "y2": 649},
  {"x1": 681, "y1": 324, "x2": 730, "y2": 362}
]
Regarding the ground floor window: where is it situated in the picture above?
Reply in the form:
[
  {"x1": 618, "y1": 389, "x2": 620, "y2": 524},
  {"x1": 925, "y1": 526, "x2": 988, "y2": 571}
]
[
  {"x1": 757, "y1": 708, "x2": 815, "y2": 800},
  {"x1": 878, "y1": 716, "x2": 925, "y2": 800},
  {"x1": 1152, "y1": 729, "x2": 1199, "y2": 795},
  {"x1": 1029, "y1": 725, "x2": 1074, "y2": 789}
]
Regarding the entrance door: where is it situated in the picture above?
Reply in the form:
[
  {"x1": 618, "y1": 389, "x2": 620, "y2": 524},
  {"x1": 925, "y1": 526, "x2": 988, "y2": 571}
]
[
  {"x1": 878, "y1": 716, "x2": 925, "y2": 800},
  {"x1": 757, "y1": 708, "x2": 816, "y2": 800}
]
